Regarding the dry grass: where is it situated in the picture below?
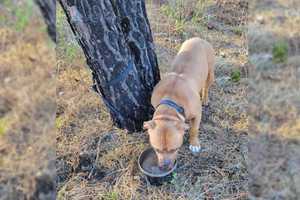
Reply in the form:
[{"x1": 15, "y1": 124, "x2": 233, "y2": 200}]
[
  {"x1": 0, "y1": 1, "x2": 56, "y2": 199},
  {"x1": 247, "y1": 0, "x2": 300, "y2": 199}
]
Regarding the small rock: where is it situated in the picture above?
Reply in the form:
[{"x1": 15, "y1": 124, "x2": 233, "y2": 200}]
[
  {"x1": 4, "y1": 77, "x2": 11, "y2": 83},
  {"x1": 76, "y1": 153, "x2": 95, "y2": 173},
  {"x1": 216, "y1": 76, "x2": 230, "y2": 87},
  {"x1": 33, "y1": 172, "x2": 56, "y2": 200},
  {"x1": 220, "y1": 51, "x2": 226, "y2": 58},
  {"x1": 207, "y1": 21, "x2": 215, "y2": 30},
  {"x1": 256, "y1": 15, "x2": 265, "y2": 24}
]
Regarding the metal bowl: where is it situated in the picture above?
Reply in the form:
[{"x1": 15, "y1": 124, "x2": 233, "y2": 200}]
[{"x1": 138, "y1": 148, "x2": 177, "y2": 178}]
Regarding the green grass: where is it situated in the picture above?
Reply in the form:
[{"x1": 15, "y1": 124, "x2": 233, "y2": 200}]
[
  {"x1": 230, "y1": 69, "x2": 241, "y2": 82},
  {"x1": 103, "y1": 192, "x2": 118, "y2": 200},
  {"x1": 160, "y1": 1, "x2": 188, "y2": 36},
  {"x1": 272, "y1": 41, "x2": 288, "y2": 63},
  {"x1": 170, "y1": 172, "x2": 178, "y2": 185},
  {"x1": 174, "y1": 19, "x2": 185, "y2": 34},
  {"x1": 160, "y1": 4, "x2": 182, "y2": 22},
  {"x1": 191, "y1": 0, "x2": 206, "y2": 24},
  {"x1": 14, "y1": 0, "x2": 34, "y2": 32},
  {"x1": 56, "y1": 4, "x2": 66, "y2": 34},
  {"x1": 1, "y1": 0, "x2": 12, "y2": 7},
  {"x1": 0, "y1": 0, "x2": 34, "y2": 31},
  {"x1": 232, "y1": 26, "x2": 244, "y2": 36},
  {"x1": 161, "y1": 0, "x2": 206, "y2": 22},
  {"x1": 0, "y1": 117, "x2": 9, "y2": 136},
  {"x1": 55, "y1": 116, "x2": 64, "y2": 129},
  {"x1": 62, "y1": 43, "x2": 79, "y2": 60},
  {"x1": 160, "y1": 0, "x2": 207, "y2": 37},
  {"x1": 57, "y1": 3, "x2": 80, "y2": 60},
  {"x1": 0, "y1": 14, "x2": 6, "y2": 25}
]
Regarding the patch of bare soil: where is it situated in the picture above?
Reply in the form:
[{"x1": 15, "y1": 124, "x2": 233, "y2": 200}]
[
  {"x1": 57, "y1": 0, "x2": 248, "y2": 199},
  {"x1": 215, "y1": 0, "x2": 248, "y2": 26},
  {"x1": 0, "y1": 4, "x2": 56, "y2": 200}
]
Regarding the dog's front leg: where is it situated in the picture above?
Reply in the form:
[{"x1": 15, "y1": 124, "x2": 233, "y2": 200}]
[{"x1": 189, "y1": 108, "x2": 202, "y2": 153}]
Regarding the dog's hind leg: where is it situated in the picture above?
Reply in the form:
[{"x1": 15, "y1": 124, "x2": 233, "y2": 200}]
[
  {"x1": 203, "y1": 65, "x2": 214, "y2": 106},
  {"x1": 200, "y1": 88, "x2": 205, "y2": 102},
  {"x1": 202, "y1": 86, "x2": 209, "y2": 106}
]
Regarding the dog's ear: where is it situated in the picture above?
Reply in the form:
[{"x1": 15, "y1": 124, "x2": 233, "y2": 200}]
[
  {"x1": 143, "y1": 120, "x2": 156, "y2": 130},
  {"x1": 176, "y1": 122, "x2": 189, "y2": 132}
]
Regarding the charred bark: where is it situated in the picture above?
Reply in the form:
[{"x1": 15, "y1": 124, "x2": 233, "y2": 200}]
[
  {"x1": 35, "y1": 0, "x2": 56, "y2": 42},
  {"x1": 59, "y1": 0, "x2": 160, "y2": 132}
]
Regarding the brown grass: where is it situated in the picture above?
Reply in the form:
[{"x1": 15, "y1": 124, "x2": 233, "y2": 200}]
[
  {"x1": 247, "y1": 0, "x2": 300, "y2": 199},
  {"x1": 0, "y1": 2, "x2": 56, "y2": 199}
]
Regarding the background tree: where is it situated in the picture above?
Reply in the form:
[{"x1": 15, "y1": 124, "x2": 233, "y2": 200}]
[
  {"x1": 59, "y1": 0, "x2": 160, "y2": 132},
  {"x1": 35, "y1": 0, "x2": 56, "y2": 42}
]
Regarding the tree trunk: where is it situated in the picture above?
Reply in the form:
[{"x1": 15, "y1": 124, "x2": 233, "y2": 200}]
[
  {"x1": 59, "y1": 0, "x2": 160, "y2": 132},
  {"x1": 35, "y1": 0, "x2": 56, "y2": 42}
]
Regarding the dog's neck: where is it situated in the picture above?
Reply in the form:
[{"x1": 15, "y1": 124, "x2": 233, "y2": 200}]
[{"x1": 153, "y1": 105, "x2": 185, "y2": 122}]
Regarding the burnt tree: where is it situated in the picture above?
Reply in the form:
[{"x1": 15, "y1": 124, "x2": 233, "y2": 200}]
[
  {"x1": 35, "y1": 0, "x2": 56, "y2": 42},
  {"x1": 59, "y1": 0, "x2": 160, "y2": 132}
]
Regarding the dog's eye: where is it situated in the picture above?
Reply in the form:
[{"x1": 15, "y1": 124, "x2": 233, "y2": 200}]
[
  {"x1": 154, "y1": 147, "x2": 178, "y2": 154},
  {"x1": 167, "y1": 148, "x2": 178, "y2": 153},
  {"x1": 154, "y1": 148, "x2": 163, "y2": 153}
]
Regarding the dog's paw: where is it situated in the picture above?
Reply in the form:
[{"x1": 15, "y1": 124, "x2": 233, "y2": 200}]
[{"x1": 189, "y1": 145, "x2": 202, "y2": 153}]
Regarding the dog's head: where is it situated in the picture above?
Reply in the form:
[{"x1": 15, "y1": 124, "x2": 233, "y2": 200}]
[{"x1": 144, "y1": 119, "x2": 189, "y2": 170}]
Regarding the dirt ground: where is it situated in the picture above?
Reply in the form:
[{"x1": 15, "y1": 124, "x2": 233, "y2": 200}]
[
  {"x1": 248, "y1": 0, "x2": 300, "y2": 199},
  {"x1": 0, "y1": 1, "x2": 56, "y2": 199},
  {"x1": 56, "y1": 0, "x2": 248, "y2": 199}
]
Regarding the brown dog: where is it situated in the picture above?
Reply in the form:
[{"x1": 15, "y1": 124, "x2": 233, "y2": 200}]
[{"x1": 143, "y1": 37, "x2": 215, "y2": 169}]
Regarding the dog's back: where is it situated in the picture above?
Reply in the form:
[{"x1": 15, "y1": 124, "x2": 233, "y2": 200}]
[
  {"x1": 151, "y1": 38, "x2": 215, "y2": 114},
  {"x1": 171, "y1": 37, "x2": 215, "y2": 92}
]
